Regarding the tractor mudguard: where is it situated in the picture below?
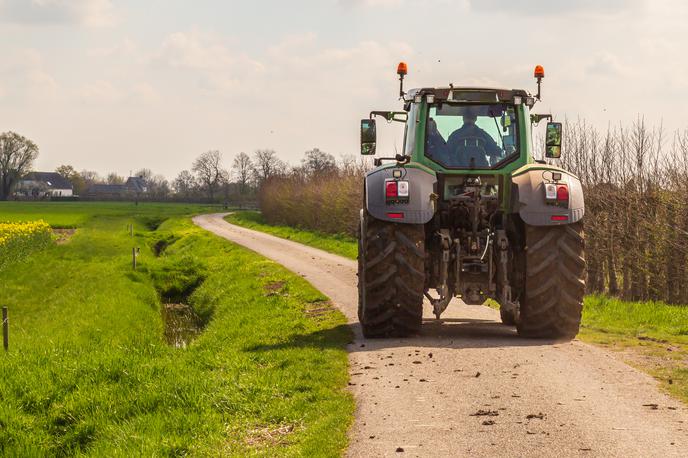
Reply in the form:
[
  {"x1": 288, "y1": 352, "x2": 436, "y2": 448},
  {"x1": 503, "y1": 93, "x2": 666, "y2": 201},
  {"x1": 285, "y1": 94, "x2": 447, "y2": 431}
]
[
  {"x1": 365, "y1": 166, "x2": 437, "y2": 224},
  {"x1": 511, "y1": 166, "x2": 584, "y2": 226}
]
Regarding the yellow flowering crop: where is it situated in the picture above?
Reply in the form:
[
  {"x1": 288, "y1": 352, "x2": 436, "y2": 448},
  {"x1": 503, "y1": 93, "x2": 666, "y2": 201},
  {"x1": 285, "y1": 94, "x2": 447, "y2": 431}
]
[{"x1": 0, "y1": 220, "x2": 53, "y2": 271}]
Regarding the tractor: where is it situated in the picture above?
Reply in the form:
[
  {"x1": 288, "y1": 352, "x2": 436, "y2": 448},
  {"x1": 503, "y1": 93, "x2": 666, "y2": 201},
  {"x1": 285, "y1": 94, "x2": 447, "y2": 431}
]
[{"x1": 358, "y1": 63, "x2": 585, "y2": 340}]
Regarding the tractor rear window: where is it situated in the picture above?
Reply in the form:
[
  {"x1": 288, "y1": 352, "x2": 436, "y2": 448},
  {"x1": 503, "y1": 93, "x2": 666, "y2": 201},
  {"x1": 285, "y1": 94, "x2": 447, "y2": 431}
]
[{"x1": 425, "y1": 103, "x2": 518, "y2": 169}]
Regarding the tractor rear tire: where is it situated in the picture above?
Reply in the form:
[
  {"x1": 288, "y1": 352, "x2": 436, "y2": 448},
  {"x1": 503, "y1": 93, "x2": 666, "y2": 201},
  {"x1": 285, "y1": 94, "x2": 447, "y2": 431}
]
[
  {"x1": 517, "y1": 222, "x2": 585, "y2": 340},
  {"x1": 358, "y1": 212, "x2": 425, "y2": 338}
]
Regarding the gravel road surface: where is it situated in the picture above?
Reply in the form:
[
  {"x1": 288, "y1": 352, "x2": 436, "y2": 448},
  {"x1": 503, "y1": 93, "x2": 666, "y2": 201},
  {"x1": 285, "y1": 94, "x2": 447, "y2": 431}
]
[{"x1": 194, "y1": 213, "x2": 687, "y2": 457}]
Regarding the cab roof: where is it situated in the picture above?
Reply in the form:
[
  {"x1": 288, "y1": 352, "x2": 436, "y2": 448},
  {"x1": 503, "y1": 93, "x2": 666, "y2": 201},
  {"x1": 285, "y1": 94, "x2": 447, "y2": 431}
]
[{"x1": 406, "y1": 87, "x2": 531, "y2": 104}]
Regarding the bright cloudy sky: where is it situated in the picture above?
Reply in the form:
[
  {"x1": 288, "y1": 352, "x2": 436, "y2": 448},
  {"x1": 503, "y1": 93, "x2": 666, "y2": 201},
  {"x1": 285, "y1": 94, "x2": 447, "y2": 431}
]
[{"x1": 1, "y1": 0, "x2": 686, "y2": 178}]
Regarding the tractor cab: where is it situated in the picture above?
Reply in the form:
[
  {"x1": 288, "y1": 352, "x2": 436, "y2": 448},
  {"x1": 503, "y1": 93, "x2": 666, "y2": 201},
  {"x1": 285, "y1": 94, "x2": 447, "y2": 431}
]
[{"x1": 405, "y1": 86, "x2": 533, "y2": 173}]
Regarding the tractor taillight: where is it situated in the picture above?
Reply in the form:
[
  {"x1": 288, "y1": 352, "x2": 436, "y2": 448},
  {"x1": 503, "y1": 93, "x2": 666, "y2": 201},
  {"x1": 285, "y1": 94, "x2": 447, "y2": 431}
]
[
  {"x1": 556, "y1": 184, "x2": 569, "y2": 202},
  {"x1": 385, "y1": 180, "x2": 409, "y2": 200},
  {"x1": 385, "y1": 181, "x2": 398, "y2": 198}
]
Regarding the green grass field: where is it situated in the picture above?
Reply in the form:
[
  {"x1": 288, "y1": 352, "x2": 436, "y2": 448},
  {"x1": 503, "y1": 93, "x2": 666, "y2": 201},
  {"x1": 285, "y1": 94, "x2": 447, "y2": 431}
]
[
  {"x1": 225, "y1": 212, "x2": 357, "y2": 260},
  {"x1": 225, "y1": 211, "x2": 688, "y2": 404},
  {"x1": 0, "y1": 203, "x2": 353, "y2": 456},
  {"x1": 0, "y1": 201, "x2": 217, "y2": 228}
]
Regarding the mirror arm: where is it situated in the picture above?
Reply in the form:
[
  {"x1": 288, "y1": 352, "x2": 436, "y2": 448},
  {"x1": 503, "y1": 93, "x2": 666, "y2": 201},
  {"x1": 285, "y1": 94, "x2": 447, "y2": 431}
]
[
  {"x1": 530, "y1": 114, "x2": 553, "y2": 126},
  {"x1": 369, "y1": 111, "x2": 408, "y2": 123},
  {"x1": 374, "y1": 154, "x2": 410, "y2": 167}
]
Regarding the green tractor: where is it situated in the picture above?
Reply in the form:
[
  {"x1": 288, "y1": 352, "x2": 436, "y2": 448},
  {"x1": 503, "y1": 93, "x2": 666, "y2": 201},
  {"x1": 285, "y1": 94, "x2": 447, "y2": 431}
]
[{"x1": 358, "y1": 63, "x2": 585, "y2": 340}]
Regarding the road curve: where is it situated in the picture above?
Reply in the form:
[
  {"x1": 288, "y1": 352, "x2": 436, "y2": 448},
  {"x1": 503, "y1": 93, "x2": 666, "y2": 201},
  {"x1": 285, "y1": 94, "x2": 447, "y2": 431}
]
[{"x1": 194, "y1": 213, "x2": 687, "y2": 457}]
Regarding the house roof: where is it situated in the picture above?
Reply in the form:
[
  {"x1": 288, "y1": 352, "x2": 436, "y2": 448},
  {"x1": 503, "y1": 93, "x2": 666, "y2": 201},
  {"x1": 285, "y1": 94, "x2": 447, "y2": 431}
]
[
  {"x1": 88, "y1": 184, "x2": 128, "y2": 194},
  {"x1": 126, "y1": 176, "x2": 147, "y2": 192},
  {"x1": 23, "y1": 172, "x2": 73, "y2": 189}
]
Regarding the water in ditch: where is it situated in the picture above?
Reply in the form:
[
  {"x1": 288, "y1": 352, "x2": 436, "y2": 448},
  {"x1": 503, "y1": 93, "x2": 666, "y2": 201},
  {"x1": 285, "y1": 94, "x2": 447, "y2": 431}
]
[{"x1": 161, "y1": 303, "x2": 202, "y2": 348}]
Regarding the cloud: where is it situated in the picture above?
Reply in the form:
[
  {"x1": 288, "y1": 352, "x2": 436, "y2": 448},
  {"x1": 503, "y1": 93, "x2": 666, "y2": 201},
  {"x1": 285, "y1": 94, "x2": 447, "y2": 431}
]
[
  {"x1": 0, "y1": 0, "x2": 116, "y2": 27},
  {"x1": 338, "y1": 0, "x2": 403, "y2": 7},
  {"x1": 338, "y1": 0, "x2": 459, "y2": 8},
  {"x1": 154, "y1": 29, "x2": 265, "y2": 94},
  {"x1": 157, "y1": 29, "x2": 263, "y2": 72},
  {"x1": 78, "y1": 80, "x2": 122, "y2": 103},
  {"x1": 467, "y1": 0, "x2": 644, "y2": 15},
  {"x1": 78, "y1": 80, "x2": 160, "y2": 104},
  {"x1": 88, "y1": 38, "x2": 138, "y2": 59},
  {"x1": 585, "y1": 52, "x2": 629, "y2": 77},
  {"x1": 0, "y1": 48, "x2": 60, "y2": 101}
]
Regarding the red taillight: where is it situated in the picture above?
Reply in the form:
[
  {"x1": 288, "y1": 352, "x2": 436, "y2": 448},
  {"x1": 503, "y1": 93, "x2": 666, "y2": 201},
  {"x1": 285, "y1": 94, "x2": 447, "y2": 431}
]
[
  {"x1": 556, "y1": 184, "x2": 569, "y2": 202},
  {"x1": 551, "y1": 215, "x2": 569, "y2": 222},
  {"x1": 387, "y1": 212, "x2": 404, "y2": 219},
  {"x1": 385, "y1": 181, "x2": 398, "y2": 198}
]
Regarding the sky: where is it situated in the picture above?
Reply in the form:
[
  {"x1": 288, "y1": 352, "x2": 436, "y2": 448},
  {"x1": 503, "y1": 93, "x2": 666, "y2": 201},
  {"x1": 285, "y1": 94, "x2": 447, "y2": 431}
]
[{"x1": 1, "y1": 0, "x2": 686, "y2": 179}]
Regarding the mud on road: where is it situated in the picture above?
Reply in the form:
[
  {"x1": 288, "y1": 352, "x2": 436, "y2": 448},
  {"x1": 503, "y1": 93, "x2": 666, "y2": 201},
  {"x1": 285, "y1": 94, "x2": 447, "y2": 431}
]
[{"x1": 194, "y1": 213, "x2": 688, "y2": 457}]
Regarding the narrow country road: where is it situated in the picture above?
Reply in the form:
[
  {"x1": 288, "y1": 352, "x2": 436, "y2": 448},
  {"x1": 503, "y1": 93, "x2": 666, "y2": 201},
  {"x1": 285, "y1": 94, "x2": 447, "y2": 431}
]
[{"x1": 194, "y1": 213, "x2": 688, "y2": 457}]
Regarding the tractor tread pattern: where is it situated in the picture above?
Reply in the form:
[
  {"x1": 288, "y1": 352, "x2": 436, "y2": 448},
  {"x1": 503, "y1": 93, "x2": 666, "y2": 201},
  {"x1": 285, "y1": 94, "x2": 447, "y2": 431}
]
[
  {"x1": 358, "y1": 214, "x2": 425, "y2": 338},
  {"x1": 517, "y1": 222, "x2": 585, "y2": 340}
]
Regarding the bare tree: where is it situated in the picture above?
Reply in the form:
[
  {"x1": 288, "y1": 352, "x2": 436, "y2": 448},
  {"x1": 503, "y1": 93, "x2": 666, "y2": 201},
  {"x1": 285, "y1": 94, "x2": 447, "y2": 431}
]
[
  {"x1": 173, "y1": 170, "x2": 196, "y2": 198},
  {"x1": 148, "y1": 174, "x2": 170, "y2": 200},
  {"x1": 232, "y1": 152, "x2": 253, "y2": 195},
  {"x1": 253, "y1": 149, "x2": 285, "y2": 184},
  {"x1": 0, "y1": 131, "x2": 39, "y2": 200},
  {"x1": 107, "y1": 172, "x2": 124, "y2": 185},
  {"x1": 302, "y1": 148, "x2": 336, "y2": 177},
  {"x1": 193, "y1": 150, "x2": 226, "y2": 201},
  {"x1": 79, "y1": 170, "x2": 102, "y2": 195},
  {"x1": 134, "y1": 168, "x2": 153, "y2": 183}
]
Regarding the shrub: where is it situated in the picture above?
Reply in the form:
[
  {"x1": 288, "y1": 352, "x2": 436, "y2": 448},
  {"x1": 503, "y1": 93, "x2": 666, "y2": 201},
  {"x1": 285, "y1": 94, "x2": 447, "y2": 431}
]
[{"x1": 259, "y1": 171, "x2": 362, "y2": 237}]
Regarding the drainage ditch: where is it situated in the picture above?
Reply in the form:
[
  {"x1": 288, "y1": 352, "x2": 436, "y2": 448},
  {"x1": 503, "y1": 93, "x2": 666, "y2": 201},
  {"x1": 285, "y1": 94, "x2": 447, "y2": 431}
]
[
  {"x1": 151, "y1": 258, "x2": 209, "y2": 348},
  {"x1": 161, "y1": 303, "x2": 203, "y2": 348}
]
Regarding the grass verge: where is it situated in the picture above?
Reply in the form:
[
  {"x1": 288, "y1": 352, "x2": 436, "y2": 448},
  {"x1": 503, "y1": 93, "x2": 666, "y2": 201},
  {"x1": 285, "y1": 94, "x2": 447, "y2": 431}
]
[
  {"x1": 0, "y1": 204, "x2": 353, "y2": 456},
  {"x1": 579, "y1": 294, "x2": 688, "y2": 404},
  {"x1": 225, "y1": 211, "x2": 688, "y2": 405},
  {"x1": 225, "y1": 211, "x2": 357, "y2": 260}
]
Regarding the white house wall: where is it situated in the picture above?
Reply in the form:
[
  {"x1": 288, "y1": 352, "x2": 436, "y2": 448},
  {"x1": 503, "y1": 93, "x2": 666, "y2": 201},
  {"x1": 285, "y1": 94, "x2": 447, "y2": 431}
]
[{"x1": 50, "y1": 189, "x2": 73, "y2": 197}]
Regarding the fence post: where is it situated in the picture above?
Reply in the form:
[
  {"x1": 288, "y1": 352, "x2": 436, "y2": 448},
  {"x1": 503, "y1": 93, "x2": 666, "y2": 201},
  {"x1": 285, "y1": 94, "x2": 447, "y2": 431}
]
[
  {"x1": 132, "y1": 247, "x2": 137, "y2": 270},
  {"x1": 2, "y1": 306, "x2": 8, "y2": 351}
]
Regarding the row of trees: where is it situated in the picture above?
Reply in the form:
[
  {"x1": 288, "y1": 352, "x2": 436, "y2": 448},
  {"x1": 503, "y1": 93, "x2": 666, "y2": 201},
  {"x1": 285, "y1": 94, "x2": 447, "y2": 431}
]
[
  {"x1": 559, "y1": 118, "x2": 688, "y2": 304},
  {"x1": 0, "y1": 129, "x2": 349, "y2": 204}
]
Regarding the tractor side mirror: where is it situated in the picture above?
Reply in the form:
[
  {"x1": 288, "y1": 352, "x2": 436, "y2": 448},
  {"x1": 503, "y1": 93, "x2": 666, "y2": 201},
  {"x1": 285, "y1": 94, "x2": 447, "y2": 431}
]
[
  {"x1": 360, "y1": 119, "x2": 377, "y2": 155},
  {"x1": 545, "y1": 122, "x2": 562, "y2": 159}
]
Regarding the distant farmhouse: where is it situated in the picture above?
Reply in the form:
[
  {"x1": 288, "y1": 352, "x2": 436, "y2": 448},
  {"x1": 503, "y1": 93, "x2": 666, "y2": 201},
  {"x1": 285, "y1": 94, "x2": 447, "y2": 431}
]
[
  {"x1": 15, "y1": 172, "x2": 74, "y2": 198},
  {"x1": 86, "y1": 176, "x2": 147, "y2": 199}
]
